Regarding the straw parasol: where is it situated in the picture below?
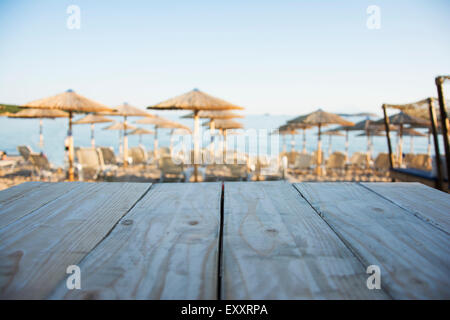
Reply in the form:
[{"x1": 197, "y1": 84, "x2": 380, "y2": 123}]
[
  {"x1": 147, "y1": 89, "x2": 244, "y2": 181},
  {"x1": 73, "y1": 114, "x2": 113, "y2": 148},
  {"x1": 103, "y1": 122, "x2": 137, "y2": 157},
  {"x1": 128, "y1": 128, "x2": 155, "y2": 145},
  {"x1": 402, "y1": 127, "x2": 427, "y2": 154},
  {"x1": 183, "y1": 110, "x2": 244, "y2": 153},
  {"x1": 278, "y1": 124, "x2": 299, "y2": 153},
  {"x1": 288, "y1": 109, "x2": 354, "y2": 175},
  {"x1": 103, "y1": 121, "x2": 137, "y2": 131},
  {"x1": 380, "y1": 112, "x2": 429, "y2": 165},
  {"x1": 320, "y1": 130, "x2": 345, "y2": 156},
  {"x1": 102, "y1": 103, "x2": 152, "y2": 167},
  {"x1": 202, "y1": 119, "x2": 244, "y2": 156},
  {"x1": 287, "y1": 123, "x2": 313, "y2": 153},
  {"x1": 21, "y1": 89, "x2": 113, "y2": 181},
  {"x1": 136, "y1": 116, "x2": 190, "y2": 158},
  {"x1": 8, "y1": 108, "x2": 68, "y2": 151}
]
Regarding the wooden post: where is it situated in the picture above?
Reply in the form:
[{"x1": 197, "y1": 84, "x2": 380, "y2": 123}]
[
  {"x1": 302, "y1": 128, "x2": 307, "y2": 153},
  {"x1": 210, "y1": 119, "x2": 215, "y2": 157},
  {"x1": 398, "y1": 124, "x2": 404, "y2": 166},
  {"x1": 154, "y1": 126, "x2": 158, "y2": 160},
  {"x1": 429, "y1": 98, "x2": 443, "y2": 190},
  {"x1": 345, "y1": 129, "x2": 349, "y2": 162},
  {"x1": 382, "y1": 104, "x2": 394, "y2": 168},
  {"x1": 316, "y1": 124, "x2": 322, "y2": 176},
  {"x1": 291, "y1": 132, "x2": 295, "y2": 152},
  {"x1": 193, "y1": 110, "x2": 199, "y2": 182},
  {"x1": 68, "y1": 111, "x2": 74, "y2": 181},
  {"x1": 123, "y1": 116, "x2": 128, "y2": 168},
  {"x1": 328, "y1": 134, "x2": 332, "y2": 157},
  {"x1": 90, "y1": 123, "x2": 95, "y2": 148},
  {"x1": 435, "y1": 76, "x2": 450, "y2": 183}
]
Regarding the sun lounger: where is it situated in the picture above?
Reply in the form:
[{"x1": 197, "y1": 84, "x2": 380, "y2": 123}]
[
  {"x1": 326, "y1": 151, "x2": 346, "y2": 174},
  {"x1": 158, "y1": 156, "x2": 186, "y2": 182},
  {"x1": 75, "y1": 147, "x2": 116, "y2": 181},
  {"x1": 17, "y1": 145, "x2": 35, "y2": 162},
  {"x1": 349, "y1": 152, "x2": 369, "y2": 170},
  {"x1": 29, "y1": 153, "x2": 53, "y2": 180},
  {"x1": 292, "y1": 153, "x2": 313, "y2": 172},
  {"x1": 374, "y1": 153, "x2": 391, "y2": 173},
  {"x1": 128, "y1": 146, "x2": 148, "y2": 165},
  {"x1": 407, "y1": 154, "x2": 432, "y2": 171},
  {"x1": 98, "y1": 147, "x2": 117, "y2": 165}
]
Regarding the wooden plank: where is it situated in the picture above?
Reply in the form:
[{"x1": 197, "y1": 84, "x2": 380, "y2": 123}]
[
  {"x1": 50, "y1": 182, "x2": 221, "y2": 300},
  {"x1": 222, "y1": 181, "x2": 389, "y2": 299},
  {"x1": 0, "y1": 182, "x2": 151, "y2": 299},
  {"x1": 294, "y1": 182, "x2": 450, "y2": 299},
  {"x1": 0, "y1": 182, "x2": 84, "y2": 229},
  {"x1": 361, "y1": 182, "x2": 450, "y2": 234}
]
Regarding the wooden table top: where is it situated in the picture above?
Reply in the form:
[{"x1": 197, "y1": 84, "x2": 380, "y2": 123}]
[{"x1": 0, "y1": 181, "x2": 449, "y2": 300}]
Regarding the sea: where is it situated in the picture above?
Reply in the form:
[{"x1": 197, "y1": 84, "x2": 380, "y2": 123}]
[{"x1": 0, "y1": 112, "x2": 440, "y2": 167}]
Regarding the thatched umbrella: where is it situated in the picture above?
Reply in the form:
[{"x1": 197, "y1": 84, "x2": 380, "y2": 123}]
[
  {"x1": 320, "y1": 130, "x2": 345, "y2": 156},
  {"x1": 333, "y1": 119, "x2": 387, "y2": 161},
  {"x1": 288, "y1": 123, "x2": 312, "y2": 153},
  {"x1": 402, "y1": 127, "x2": 427, "y2": 154},
  {"x1": 277, "y1": 125, "x2": 299, "y2": 153},
  {"x1": 381, "y1": 112, "x2": 429, "y2": 165},
  {"x1": 136, "y1": 116, "x2": 189, "y2": 158},
  {"x1": 202, "y1": 119, "x2": 243, "y2": 156},
  {"x1": 288, "y1": 109, "x2": 354, "y2": 175},
  {"x1": 128, "y1": 128, "x2": 155, "y2": 145},
  {"x1": 102, "y1": 103, "x2": 152, "y2": 167},
  {"x1": 182, "y1": 110, "x2": 243, "y2": 153},
  {"x1": 147, "y1": 89, "x2": 244, "y2": 181},
  {"x1": 8, "y1": 108, "x2": 68, "y2": 151},
  {"x1": 73, "y1": 114, "x2": 112, "y2": 147},
  {"x1": 103, "y1": 121, "x2": 137, "y2": 158},
  {"x1": 21, "y1": 89, "x2": 113, "y2": 181}
]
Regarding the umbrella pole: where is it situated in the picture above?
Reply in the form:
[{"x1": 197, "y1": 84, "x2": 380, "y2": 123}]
[
  {"x1": 291, "y1": 133, "x2": 295, "y2": 152},
  {"x1": 123, "y1": 116, "x2": 128, "y2": 168},
  {"x1": 224, "y1": 130, "x2": 228, "y2": 160},
  {"x1": 210, "y1": 119, "x2": 215, "y2": 157},
  {"x1": 39, "y1": 118, "x2": 44, "y2": 151},
  {"x1": 91, "y1": 123, "x2": 95, "y2": 148},
  {"x1": 193, "y1": 110, "x2": 200, "y2": 182},
  {"x1": 154, "y1": 127, "x2": 159, "y2": 160},
  {"x1": 316, "y1": 124, "x2": 322, "y2": 176},
  {"x1": 302, "y1": 129, "x2": 306, "y2": 153},
  {"x1": 345, "y1": 129, "x2": 349, "y2": 162},
  {"x1": 328, "y1": 135, "x2": 332, "y2": 157},
  {"x1": 398, "y1": 124, "x2": 403, "y2": 166},
  {"x1": 427, "y1": 129, "x2": 432, "y2": 156},
  {"x1": 68, "y1": 112, "x2": 74, "y2": 181}
]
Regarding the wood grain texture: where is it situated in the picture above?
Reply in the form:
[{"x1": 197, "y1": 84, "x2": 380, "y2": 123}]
[
  {"x1": 222, "y1": 181, "x2": 388, "y2": 299},
  {"x1": 294, "y1": 182, "x2": 450, "y2": 299},
  {"x1": 361, "y1": 182, "x2": 450, "y2": 234},
  {"x1": 50, "y1": 182, "x2": 221, "y2": 300},
  {"x1": 0, "y1": 182, "x2": 151, "y2": 299},
  {"x1": 0, "y1": 182, "x2": 83, "y2": 229}
]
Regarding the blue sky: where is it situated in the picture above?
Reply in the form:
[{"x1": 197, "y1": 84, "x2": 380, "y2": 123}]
[{"x1": 0, "y1": 0, "x2": 449, "y2": 115}]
